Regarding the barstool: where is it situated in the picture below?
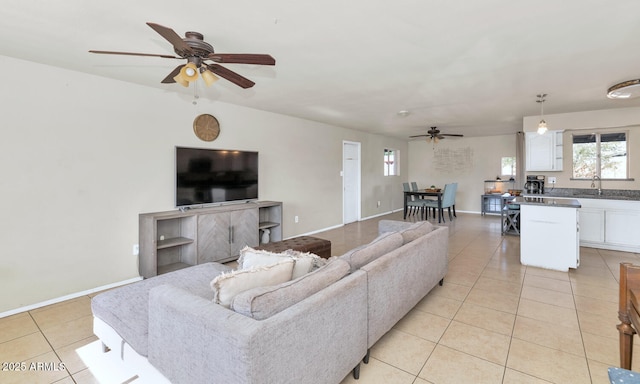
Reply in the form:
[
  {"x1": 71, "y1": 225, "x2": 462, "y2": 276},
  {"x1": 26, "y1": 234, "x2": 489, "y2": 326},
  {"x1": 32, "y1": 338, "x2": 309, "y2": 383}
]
[{"x1": 501, "y1": 198, "x2": 520, "y2": 235}]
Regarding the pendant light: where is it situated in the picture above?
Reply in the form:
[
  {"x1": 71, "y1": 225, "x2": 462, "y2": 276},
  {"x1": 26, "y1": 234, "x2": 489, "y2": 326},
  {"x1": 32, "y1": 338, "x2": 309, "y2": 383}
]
[{"x1": 536, "y1": 93, "x2": 548, "y2": 135}]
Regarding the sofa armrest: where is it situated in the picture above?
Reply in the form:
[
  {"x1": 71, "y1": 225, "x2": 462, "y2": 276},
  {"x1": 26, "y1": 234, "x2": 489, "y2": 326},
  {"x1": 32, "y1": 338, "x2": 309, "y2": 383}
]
[
  {"x1": 362, "y1": 225, "x2": 449, "y2": 347},
  {"x1": 148, "y1": 270, "x2": 368, "y2": 384}
]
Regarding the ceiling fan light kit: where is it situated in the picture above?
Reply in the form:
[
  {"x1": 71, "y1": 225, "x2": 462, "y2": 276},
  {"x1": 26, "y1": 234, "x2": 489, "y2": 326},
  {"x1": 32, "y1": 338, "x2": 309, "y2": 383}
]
[
  {"x1": 200, "y1": 68, "x2": 219, "y2": 86},
  {"x1": 607, "y1": 79, "x2": 640, "y2": 99},
  {"x1": 89, "y1": 22, "x2": 275, "y2": 89},
  {"x1": 174, "y1": 62, "x2": 199, "y2": 87},
  {"x1": 536, "y1": 93, "x2": 548, "y2": 135}
]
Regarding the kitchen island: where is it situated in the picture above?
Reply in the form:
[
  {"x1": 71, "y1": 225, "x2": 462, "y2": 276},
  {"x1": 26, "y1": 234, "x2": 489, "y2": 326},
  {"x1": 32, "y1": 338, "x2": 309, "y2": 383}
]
[{"x1": 514, "y1": 196, "x2": 581, "y2": 272}]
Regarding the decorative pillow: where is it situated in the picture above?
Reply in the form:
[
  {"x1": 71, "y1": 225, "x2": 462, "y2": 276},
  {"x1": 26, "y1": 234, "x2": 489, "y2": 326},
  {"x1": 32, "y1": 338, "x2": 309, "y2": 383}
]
[
  {"x1": 284, "y1": 249, "x2": 327, "y2": 278},
  {"x1": 338, "y1": 231, "x2": 403, "y2": 272},
  {"x1": 238, "y1": 247, "x2": 326, "y2": 279},
  {"x1": 238, "y1": 247, "x2": 285, "y2": 269},
  {"x1": 399, "y1": 221, "x2": 434, "y2": 244},
  {"x1": 210, "y1": 259, "x2": 294, "y2": 307},
  {"x1": 231, "y1": 259, "x2": 350, "y2": 320}
]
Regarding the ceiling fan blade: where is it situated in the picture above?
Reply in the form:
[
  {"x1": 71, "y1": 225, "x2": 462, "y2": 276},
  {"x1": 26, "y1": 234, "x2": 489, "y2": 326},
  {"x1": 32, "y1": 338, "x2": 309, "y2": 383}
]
[
  {"x1": 409, "y1": 135, "x2": 430, "y2": 138},
  {"x1": 161, "y1": 65, "x2": 184, "y2": 84},
  {"x1": 204, "y1": 63, "x2": 255, "y2": 89},
  {"x1": 89, "y1": 50, "x2": 180, "y2": 59},
  {"x1": 441, "y1": 134, "x2": 464, "y2": 137},
  {"x1": 146, "y1": 22, "x2": 194, "y2": 56},
  {"x1": 206, "y1": 53, "x2": 276, "y2": 65}
]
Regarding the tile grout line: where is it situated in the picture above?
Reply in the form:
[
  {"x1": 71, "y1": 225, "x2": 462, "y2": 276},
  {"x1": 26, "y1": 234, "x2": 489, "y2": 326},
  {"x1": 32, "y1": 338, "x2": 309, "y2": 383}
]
[{"x1": 27, "y1": 309, "x2": 79, "y2": 384}]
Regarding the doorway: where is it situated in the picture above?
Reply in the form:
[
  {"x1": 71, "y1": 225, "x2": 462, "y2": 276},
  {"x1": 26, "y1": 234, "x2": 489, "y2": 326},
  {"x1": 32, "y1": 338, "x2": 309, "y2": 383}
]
[{"x1": 343, "y1": 141, "x2": 361, "y2": 224}]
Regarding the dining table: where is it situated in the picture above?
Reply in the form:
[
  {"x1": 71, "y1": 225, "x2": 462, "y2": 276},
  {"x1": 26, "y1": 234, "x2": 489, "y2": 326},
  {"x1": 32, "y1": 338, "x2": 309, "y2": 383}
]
[{"x1": 403, "y1": 189, "x2": 444, "y2": 223}]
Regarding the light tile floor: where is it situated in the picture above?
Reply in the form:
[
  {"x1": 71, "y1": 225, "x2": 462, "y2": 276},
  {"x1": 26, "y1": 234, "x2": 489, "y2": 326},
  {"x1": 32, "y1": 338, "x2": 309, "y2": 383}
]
[{"x1": 1, "y1": 211, "x2": 639, "y2": 383}]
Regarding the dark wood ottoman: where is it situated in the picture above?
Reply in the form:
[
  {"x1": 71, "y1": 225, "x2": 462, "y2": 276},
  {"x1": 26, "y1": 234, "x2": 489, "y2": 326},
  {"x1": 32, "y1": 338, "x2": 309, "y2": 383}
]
[{"x1": 255, "y1": 236, "x2": 332, "y2": 259}]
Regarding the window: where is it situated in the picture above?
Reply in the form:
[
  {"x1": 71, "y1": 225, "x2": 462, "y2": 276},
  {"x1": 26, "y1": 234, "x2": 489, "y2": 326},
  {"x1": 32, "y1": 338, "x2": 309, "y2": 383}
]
[
  {"x1": 384, "y1": 149, "x2": 399, "y2": 176},
  {"x1": 572, "y1": 131, "x2": 628, "y2": 179},
  {"x1": 501, "y1": 157, "x2": 516, "y2": 177}
]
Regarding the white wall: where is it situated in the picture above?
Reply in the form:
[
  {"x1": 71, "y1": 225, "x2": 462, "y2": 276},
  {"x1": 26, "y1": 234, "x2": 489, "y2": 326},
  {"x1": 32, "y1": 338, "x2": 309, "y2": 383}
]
[
  {"x1": 408, "y1": 135, "x2": 516, "y2": 213},
  {"x1": 0, "y1": 55, "x2": 407, "y2": 314}
]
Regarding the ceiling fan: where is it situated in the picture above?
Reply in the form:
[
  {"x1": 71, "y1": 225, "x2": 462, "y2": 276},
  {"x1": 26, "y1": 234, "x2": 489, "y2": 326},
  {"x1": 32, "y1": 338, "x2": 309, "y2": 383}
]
[
  {"x1": 409, "y1": 127, "x2": 464, "y2": 142},
  {"x1": 89, "y1": 22, "x2": 275, "y2": 89}
]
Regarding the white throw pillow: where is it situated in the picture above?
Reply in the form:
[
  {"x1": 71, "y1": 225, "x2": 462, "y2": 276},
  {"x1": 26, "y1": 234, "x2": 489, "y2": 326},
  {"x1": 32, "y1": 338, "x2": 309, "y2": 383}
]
[
  {"x1": 210, "y1": 259, "x2": 294, "y2": 307},
  {"x1": 238, "y1": 247, "x2": 325, "y2": 279},
  {"x1": 239, "y1": 248, "x2": 287, "y2": 269}
]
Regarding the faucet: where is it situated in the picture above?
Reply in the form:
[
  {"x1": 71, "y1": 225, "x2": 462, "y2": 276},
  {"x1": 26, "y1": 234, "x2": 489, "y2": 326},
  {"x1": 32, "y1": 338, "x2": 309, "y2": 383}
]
[{"x1": 591, "y1": 175, "x2": 602, "y2": 196}]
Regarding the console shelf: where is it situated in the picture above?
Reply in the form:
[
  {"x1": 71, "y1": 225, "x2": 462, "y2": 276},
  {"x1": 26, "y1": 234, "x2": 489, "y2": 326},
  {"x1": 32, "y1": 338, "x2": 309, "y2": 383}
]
[
  {"x1": 157, "y1": 237, "x2": 194, "y2": 249},
  {"x1": 139, "y1": 201, "x2": 283, "y2": 278},
  {"x1": 259, "y1": 221, "x2": 280, "y2": 229}
]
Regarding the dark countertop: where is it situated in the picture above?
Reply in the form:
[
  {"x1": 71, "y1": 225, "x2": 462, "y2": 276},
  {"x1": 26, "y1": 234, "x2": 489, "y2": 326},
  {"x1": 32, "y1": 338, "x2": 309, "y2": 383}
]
[
  {"x1": 513, "y1": 196, "x2": 582, "y2": 208},
  {"x1": 533, "y1": 188, "x2": 640, "y2": 201}
]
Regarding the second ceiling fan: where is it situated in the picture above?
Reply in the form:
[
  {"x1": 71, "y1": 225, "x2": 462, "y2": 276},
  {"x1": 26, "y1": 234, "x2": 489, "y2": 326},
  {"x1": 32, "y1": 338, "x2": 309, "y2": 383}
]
[{"x1": 410, "y1": 127, "x2": 464, "y2": 142}]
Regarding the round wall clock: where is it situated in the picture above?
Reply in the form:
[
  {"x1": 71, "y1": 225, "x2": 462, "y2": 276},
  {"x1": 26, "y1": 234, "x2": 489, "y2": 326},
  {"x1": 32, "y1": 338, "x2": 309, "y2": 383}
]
[{"x1": 193, "y1": 114, "x2": 220, "y2": 142}]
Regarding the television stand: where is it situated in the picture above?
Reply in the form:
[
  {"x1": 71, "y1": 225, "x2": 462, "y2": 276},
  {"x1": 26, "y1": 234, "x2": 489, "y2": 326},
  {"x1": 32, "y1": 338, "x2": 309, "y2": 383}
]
[{"x1": 139, "y1": 201, "x2": 282, "y2": 278}]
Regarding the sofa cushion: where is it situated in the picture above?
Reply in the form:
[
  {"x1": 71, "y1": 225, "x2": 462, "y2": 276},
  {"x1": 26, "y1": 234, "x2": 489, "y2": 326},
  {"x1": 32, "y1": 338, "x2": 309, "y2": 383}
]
[
  {"x1": 231, "y1": 258, "x2": 350, "y2": 320},
  {"x1": 338, "y1": 231, "x2": 403, "y2": 272},
  {"x1": 398, "y1": 221, "x2": 434, "y2": 244},
  {"x1": 91, "y1": 262, "x2": 232, "y2": 357},
  {"x1": 211, "y1": 259, "x2": 295, "y2": 307},
  {"x1": 238, "y1": 246, "x2": 326, "y2": 279}
]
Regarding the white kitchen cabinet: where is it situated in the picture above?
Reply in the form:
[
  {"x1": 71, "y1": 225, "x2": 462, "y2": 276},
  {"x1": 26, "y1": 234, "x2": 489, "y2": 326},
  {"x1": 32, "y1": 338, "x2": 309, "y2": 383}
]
[
  {"x1": 605, "y1": 209, "x2": 640, "y2": 248},
  {"x1": 578, "y1": 208, "x2": 605, "y2": 243},
  {"x1": 578, "y1": 198, "x2": 640, "y2": 252},
  {"x1": 525, "y1": 130, "x2": 563, "y2": 171},
  {"x1": 520, "y1": 201, "x2": 579, "y2": 272}
]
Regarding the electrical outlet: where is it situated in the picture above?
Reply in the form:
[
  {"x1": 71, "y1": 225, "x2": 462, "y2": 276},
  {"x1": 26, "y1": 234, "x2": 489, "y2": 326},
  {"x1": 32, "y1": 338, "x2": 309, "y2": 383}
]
[
  {"x1": 294, "y1": 215, "x2": 299, "y2": 223},
  {"x1": 377, "y1": 201, "x2": 381, "y2": 207},
  {"x1": 132, "y1": 244, "x2": 139, "y2": 256},
  {"x1": 549, "y1": 177, "x2": 557, "y2": 184}
]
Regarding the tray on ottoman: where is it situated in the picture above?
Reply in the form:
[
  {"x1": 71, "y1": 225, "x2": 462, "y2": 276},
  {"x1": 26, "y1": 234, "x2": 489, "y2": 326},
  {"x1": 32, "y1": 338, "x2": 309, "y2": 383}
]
[{"x1": 255, "y1": 236, "x2": 332, "y2": 259}]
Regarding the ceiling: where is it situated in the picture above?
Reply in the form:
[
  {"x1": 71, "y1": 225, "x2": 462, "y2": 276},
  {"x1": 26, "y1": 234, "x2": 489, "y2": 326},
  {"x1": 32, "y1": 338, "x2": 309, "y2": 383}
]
[{"x1": 3, "y1": 0, "x2": 640, "y2": 139}]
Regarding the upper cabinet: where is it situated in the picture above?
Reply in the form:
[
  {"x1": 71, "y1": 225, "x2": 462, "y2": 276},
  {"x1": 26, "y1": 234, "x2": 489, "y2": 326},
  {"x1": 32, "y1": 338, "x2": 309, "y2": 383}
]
[{"x1": 525, "y1": 130, "x2": 563, "y2": 172}]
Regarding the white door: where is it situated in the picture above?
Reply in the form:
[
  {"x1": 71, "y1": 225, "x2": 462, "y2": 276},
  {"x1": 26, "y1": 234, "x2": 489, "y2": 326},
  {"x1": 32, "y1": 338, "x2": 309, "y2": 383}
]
[{"x1": 343, "y1": 141, "x2": 361, "y2": 224}]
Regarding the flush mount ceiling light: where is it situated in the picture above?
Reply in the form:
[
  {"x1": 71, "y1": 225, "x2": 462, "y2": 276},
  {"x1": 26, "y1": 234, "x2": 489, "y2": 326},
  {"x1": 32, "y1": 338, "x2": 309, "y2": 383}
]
[
  {"x1": 607, "y1": 79, "x2": 640, "y2": 99},
  {"x1": 536, "y1": 93, "x2": 548, "y2": 135}
]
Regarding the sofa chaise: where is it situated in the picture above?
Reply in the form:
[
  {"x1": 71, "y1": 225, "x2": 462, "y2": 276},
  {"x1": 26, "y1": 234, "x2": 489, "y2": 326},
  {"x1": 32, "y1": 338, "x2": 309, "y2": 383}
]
[{"x1": 90, "y1": 219, "x2": 448, "y2": 383}]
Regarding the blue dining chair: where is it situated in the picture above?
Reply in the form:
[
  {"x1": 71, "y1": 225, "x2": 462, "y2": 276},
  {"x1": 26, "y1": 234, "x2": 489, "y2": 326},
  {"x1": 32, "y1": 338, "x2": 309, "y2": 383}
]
[
  {"x1": 412, "y1": 181, "x2": 438, "y2": 215},
  {"x1": 403, "y1": 182, "x2": 425, "y2": 217},
  {"x1": 423, "y1": 183, "x2": 457, "y2": 222}
]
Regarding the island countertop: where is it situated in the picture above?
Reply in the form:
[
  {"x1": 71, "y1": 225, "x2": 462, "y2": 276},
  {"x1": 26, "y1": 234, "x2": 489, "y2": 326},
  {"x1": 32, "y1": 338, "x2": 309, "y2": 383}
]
[{"x1": 513, "y1": 196, "x2": 582, "y2": 209}]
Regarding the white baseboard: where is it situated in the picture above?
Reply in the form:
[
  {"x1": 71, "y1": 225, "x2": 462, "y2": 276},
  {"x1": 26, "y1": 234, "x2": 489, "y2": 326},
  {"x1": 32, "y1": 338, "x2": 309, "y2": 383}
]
[
  {"x1": 0, "y1": 276, "x2": 143, "y2": 319},
  {"x1": 283, "y1": 209, "x2": 404, "y2": 239}
]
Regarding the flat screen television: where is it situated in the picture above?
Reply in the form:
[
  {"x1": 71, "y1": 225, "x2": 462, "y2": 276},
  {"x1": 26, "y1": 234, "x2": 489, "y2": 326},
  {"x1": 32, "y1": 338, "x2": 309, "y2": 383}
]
[{"x1": 176, "y1": 147, "x2": 258, "y2": 207}]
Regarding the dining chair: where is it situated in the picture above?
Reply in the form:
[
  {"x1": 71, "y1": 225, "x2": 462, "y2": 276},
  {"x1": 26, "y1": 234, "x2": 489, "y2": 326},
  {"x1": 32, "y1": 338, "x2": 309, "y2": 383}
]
[
  {"x1": 444, "y1": 182, "x2": 458, "y2": 220},
  {"x1": 412, "y1": 181, "x2": 438, "y2": 216},
  {"x1": 403, "y1": 182, "x2": 425, "y2": 217},
  {"x1": 617, "y1": 262, "x2": 640, "y2": 370},
  {"x1": 423, "y1": 183, "x2": 457, "y2": 222}
]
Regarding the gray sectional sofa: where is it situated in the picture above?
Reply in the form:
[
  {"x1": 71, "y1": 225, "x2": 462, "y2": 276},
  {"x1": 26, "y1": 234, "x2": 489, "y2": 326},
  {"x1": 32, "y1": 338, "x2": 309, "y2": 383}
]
[{"x1": 90, "y1": 219, "x2": 448, "y2": 384}]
